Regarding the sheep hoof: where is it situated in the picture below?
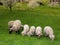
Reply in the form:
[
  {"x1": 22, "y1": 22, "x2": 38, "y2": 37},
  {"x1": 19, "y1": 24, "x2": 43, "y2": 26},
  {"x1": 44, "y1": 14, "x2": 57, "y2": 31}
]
[
  {"x1": 16, "y1": 30, "x2": 20, "y2": 34},
  {"x1": 38, "y1": 36, "x2": 40, "y2": 39},
  {"x1": 18, "y1": 30, "x2": 20, "y2": 34},
  {"x1": 9, "y1": 31, "x2": 12, "y2": 34},
  {"x1": 16, "y1": 31, "x2": 18, "y2": 33}
]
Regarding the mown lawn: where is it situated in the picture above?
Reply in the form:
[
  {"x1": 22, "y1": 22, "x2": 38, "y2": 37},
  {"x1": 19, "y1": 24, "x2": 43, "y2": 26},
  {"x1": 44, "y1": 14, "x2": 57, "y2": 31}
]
[{"x1": 0, "y1": 5, "x2": 60, "y2": 45}]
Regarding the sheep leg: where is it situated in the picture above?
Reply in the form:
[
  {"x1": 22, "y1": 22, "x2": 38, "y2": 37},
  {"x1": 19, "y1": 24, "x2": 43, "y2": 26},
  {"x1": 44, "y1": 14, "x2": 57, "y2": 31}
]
[
  {"x1": 44, "y1": 33, "x2": 48, "y2": 37},
  {"x1": 16, "y1": 30, "x2": 20, "y2": 34},
  {"x1": 36, "y1": 35, "x2": 40, "y2": 39},
  {"x1": 16, "y1": 31, "x2": 18, "y2": 34},
  {"x1": 17, "y1": 30, "x2": 20, "y2": 34},
  {"x1": 38, "y1": 35, "x2": 41, "y2": 39},
  {"x1": 21, "y1": 26, "x2": 23, "y2": 30},
  {"x1": 9, "y1": 30, "x2": 13, "y2": 34}
]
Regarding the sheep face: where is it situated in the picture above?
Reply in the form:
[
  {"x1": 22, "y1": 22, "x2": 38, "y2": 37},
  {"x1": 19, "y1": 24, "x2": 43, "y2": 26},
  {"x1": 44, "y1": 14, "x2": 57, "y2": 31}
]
[
  {"x1": 49, "y1": 35, "x2": 55, "y2": 40},
  {"x1": 27, "y1": 32, "x2": 33, "y2": 36},
  {"x1": 21, "y1": 31, "x2": 27, "y2": 36},
  {"x1": 10, "y1": 26, "x2": 15, "y2": 31},
  {"x1": 36, "y1": 26, "x2": 42, "y2": 35},
  {"x1": 27, "y1": 26, "x2": 35, "y2": 36},
  {"x1": 8, "y1": 21, "x2": 14, "y2": 28},
  {"x1": 24, "y1": 24, "x2": 29, "y2": 32}
]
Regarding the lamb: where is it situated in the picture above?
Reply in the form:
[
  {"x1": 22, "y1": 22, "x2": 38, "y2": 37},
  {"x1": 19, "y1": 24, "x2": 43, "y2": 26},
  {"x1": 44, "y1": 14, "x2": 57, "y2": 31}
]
[
  {"x1": 9, "y1": 20, "x2": 22, "y2": 34},
  {"x1": 8, "y1": 21, "x2": 14, "y2": 28},
  {"x1": 35, "y1": 26, "x2": 42, "y2": 38},
  {"x1": 21, "y1": 24, "x2": 29, "y2": 36},
  {"x1": 27, "y1": 26, "x2": 35, "y2": 36},
  {"x1": 44, "y1": 26, "x2": 55, "y2": 40}
]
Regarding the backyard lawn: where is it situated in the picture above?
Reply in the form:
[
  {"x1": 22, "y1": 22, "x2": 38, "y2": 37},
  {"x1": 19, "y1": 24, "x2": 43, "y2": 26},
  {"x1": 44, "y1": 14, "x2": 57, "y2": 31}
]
[{"x1": 0, "y1": 5, "x2": 60, "y2": 45}]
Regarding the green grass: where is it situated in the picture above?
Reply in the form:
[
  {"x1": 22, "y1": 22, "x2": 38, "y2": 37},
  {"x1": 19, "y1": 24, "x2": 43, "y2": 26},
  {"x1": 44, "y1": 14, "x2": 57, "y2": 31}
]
[{"x1": 0, "y1": 5, "x2": 60, "y2": 45}]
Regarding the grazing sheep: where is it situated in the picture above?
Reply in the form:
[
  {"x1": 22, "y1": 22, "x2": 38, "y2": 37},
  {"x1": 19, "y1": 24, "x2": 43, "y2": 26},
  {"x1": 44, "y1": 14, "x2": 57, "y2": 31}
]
[
  {"x1": 9, "y1": 20, "x2": 22, "y2": 34},
  {"x1": 35, "y1": 26, "x2": 42, "y2": 38},
  {"x1": 8, "y1": 21, "x2": 14, "y2": 28},
  {"x1": 21, "y1": 24, "x2": 29, "y2": 36},
  {"x1": 44, "y1": 26, "x2": 55, "y2": 40},
  {"x1": 27, "y1": 0, "x2": 39, "y2": 8},
  {"x1": 27, "y1": 26, "x2": 35, "y2": 36},
  {"x1": 48, "y1": 2, "x2": 59, "y2": 7}
]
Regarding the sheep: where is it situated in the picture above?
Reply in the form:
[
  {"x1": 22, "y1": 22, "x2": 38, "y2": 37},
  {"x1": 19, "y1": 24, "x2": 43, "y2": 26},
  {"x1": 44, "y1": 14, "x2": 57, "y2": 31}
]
[
  {"x1": 27, "y1": 0, "x2": 39, "y2": 8},
  {"x1": 27, "y1": 26, "x2": 35, "y2": 36},
  {"x1": 9, "y1": 20, "x2": 22, "y2": 34},
  {"x1": 21, "y1": 24, "x2": 29, "y2": 36},
  {"x1": 35, "y1": 26, "x2": 42, "y2": 38},
  {"x1": 44, "y1": 26, "x2": 55, "y2": 40},
  {"x1": 48, "y1": 2, "x2": 59, "y2": 7},
  {"x1": 8, "y1": 21, "x2": 14, "y2": 28}
]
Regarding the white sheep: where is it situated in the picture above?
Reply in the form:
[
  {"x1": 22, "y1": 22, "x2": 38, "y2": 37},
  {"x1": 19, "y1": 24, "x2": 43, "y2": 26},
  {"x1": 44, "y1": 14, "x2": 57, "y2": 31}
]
[
  {"x1": 48, "y1": 2, "x2": 59, "y2": 7},
  {"x1": 8, "y1": 21, "x2": 14, "y2": 28},
  {"x1": 9, "y1": 20, "x2": 22, "y2": 34},
  {"x1": 27, "y1": 26, "x2": 35, "y2": 36},
  {"x1": 35, "y1": 26, "x2": 42, "y2": 38},
  {"x1": 27, "y1": 0, "x2": 39, "y2": 8},
  {"x1": 44, "y1": 26, "x2": 55, "y2": 40},
  {"x1": 21, "y1": 24, "x2": 29, "y2": 36}
]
